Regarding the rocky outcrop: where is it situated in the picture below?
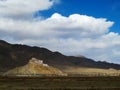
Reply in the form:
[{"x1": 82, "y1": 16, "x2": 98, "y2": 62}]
[{"x1": 4, "y1": 58, "x2": 67, "y2": 76}]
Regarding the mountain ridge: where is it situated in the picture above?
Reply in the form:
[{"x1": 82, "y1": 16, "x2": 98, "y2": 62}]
[{"x1": 0, "y1": 39, "x2": 120, "y2": 74}]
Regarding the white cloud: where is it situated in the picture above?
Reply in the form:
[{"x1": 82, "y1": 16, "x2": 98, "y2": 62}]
[
  {"x1": 0, "y1": 13, "x2": 114, "y2": 39},
  {"x1": 0, "y1": 0, "x2": 55, "y2": 18},
  {"x1": 0, "y1": 0, "x2": 120, "y2": 64},
  {"x1": 45, "y1": 13, "x2": 113, "y2": 37}
]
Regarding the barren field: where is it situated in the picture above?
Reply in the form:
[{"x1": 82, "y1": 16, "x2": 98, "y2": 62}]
[{"x1": 0, "y1": 76, "x2": 120, "y2": 90}]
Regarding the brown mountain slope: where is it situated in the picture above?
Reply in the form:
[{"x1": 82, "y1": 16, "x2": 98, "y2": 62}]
[
  {"x1": 4, "y1": 58, "x2": 66, "y2": 76},
  {"x1": 0, "y1": 40, "x2": 120, "y2": 73}
]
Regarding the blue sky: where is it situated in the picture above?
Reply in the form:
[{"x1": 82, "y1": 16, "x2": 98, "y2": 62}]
[
  {"x1": 0, "y1": 0, "x2": 120, "y2": 64},
  {"x1": 39, "y1": 0, "x2": 120, "y2": 33}
]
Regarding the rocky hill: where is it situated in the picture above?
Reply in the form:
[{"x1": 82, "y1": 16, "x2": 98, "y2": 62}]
[
  {"x1": 0, "y1": 40, "x2": 120, "y2": 74},
  {"x1": 4, "y1": 58, "x2": 66, "y2": 76}
]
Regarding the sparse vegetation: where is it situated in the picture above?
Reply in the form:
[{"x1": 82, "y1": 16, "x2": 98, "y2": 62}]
[{"x1": 0, "y1": 76, "x2": 120, "y2": 90}]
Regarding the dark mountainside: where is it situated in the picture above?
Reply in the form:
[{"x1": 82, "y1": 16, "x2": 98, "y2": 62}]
[{"x1": 0, "y1": 40, "x2": 120, "y2": 73}]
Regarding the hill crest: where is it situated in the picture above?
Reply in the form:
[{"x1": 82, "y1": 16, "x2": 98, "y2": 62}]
[{"x1": 0, "y1": 39, "x2": 120, "y2": 74}]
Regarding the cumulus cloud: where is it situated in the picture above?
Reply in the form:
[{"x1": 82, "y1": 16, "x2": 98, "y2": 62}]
[
  {"x1": 0, "y1": 13, "x2": 114, "y2": 40},
  {"x1": 0, "y1": 0, "x2": 56, "y2": 18},
  {"x1": 0, "y1": 0, "x2": 120, "y2": 63}
]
